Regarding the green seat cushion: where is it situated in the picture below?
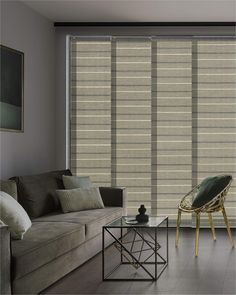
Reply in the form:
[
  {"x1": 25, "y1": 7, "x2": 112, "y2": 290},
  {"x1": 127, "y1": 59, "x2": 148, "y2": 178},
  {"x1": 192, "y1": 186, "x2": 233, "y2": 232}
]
[{"x1": 192, "y1": 175, "x2": 232, "y2": 208}]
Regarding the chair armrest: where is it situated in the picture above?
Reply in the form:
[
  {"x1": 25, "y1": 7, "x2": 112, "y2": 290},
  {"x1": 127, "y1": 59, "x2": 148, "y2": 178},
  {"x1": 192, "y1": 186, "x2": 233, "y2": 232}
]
[
  {"x1": 99, "y1": 187, "x2": 127, "y2": 214},
  {"x1": 0, "y1": 225, "x2": 11, "y2": 294}
]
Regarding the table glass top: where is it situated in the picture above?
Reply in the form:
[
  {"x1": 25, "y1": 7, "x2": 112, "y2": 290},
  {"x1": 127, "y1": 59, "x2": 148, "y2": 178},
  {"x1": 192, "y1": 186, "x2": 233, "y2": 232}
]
[{"x1": 104, "y1": 216, "x2": 168, "y2": 228}]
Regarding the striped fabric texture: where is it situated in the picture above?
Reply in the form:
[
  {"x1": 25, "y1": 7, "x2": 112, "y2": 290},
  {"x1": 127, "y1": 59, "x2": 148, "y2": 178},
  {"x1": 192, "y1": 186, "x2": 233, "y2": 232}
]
[
  {"x1": 152, "y1": 39, "x2": 192, "y2": 225},
  {"x1": 70, "y1": 39, "x2": 111, "y2": 186},
  {"x1": 113, "y1": 40, "x2": 152, "y2": 215},
  {"x1": 70, "y1": 37, "x2": 236, "y2": 226},
  {"x1": 192, "y1": 39, "x2": 236, "y2": 226}
]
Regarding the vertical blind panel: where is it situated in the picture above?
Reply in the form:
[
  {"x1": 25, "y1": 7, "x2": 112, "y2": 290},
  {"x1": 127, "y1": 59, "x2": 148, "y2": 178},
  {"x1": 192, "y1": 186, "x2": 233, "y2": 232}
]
[
  {"x1": 153, "y1": 40, "x2": 193, "y2": 225},
  {"x1": 194, "y1": 39, "x2": 236, "y2": 226},
  {"x1": 113, "y1": 40, "x2": 152, "y2": 215},
  {"x1": 70, "y1": 39, "x2": 112, "y2": 186},
  {"x1": 70, "y1": 37, "x2": 236, "y2": 227}
]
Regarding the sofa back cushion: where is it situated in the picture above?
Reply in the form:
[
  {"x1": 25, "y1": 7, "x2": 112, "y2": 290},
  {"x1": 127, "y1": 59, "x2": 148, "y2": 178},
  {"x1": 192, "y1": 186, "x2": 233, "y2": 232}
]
[
  {"x1": 11, "y1": 170, "x2": 72, "y2": 218},
  {"x1": 0, "y1": 180, "x2": 18, "y2": 200}
]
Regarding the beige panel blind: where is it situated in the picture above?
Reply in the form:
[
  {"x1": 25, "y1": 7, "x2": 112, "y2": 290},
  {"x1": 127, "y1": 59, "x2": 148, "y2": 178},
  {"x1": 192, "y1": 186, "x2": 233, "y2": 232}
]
[
  {"x1": 70, "y1": 36, "x2": 236, "y2": 227},
  {"x1": 152, "y1": 39, "x2": 192, "y2": 225},
  {"x1": 70, "y1": 38, "x2": 112, "y2": 186},
  {"x1": 193, "y1": 39, "x2": 236, "y2": 226},
  {"x1": 113, "y1": 40, "x2": 152, "y2": 215}
]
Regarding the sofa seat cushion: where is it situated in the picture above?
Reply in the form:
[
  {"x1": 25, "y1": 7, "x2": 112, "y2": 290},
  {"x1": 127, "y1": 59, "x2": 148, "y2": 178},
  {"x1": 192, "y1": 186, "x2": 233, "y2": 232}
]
[
  {"x1": 33, "y1": 207, "x2": 123, "y2": 240},
  {"x1": 11, "y1": 221, "x2": 85, "y2": 280}
]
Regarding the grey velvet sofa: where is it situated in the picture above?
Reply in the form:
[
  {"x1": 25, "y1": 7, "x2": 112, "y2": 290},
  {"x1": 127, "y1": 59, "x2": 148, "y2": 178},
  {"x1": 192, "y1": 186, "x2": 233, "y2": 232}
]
[{"x1": 0, "y1": 170, "x2": 127, "y2": 294}]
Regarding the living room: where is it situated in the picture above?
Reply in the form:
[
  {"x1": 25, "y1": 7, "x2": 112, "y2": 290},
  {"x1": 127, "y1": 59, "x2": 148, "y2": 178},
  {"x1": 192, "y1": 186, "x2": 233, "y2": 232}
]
[{"x1": 0, "y1": 0, "x2": 235, "y2": 294}]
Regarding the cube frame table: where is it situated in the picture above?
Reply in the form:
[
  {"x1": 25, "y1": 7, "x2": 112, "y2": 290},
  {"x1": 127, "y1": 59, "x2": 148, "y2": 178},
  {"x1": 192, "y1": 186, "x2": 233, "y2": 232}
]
[{"x1": 102, "y1": 216, "x2": 168, "y2": 281}]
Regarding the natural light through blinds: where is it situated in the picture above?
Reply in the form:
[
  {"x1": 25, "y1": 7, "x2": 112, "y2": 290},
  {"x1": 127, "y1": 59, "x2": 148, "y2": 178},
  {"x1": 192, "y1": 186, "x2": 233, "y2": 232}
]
[
  {"x1": 70, "y1": 37, "x2": 236, "y2": 226},
  {"x1": 152, "y1": 39, "x2": 192, "y2": 225},
  {"x1": 113, "y1": 39, "x2": 152, "y2": 215},
  {"x1": 70, "y1": 39, "x2": 112, "y2": 186},
  {"x1": 193, "y1": 39, "x2": 236, "y2": 226}
]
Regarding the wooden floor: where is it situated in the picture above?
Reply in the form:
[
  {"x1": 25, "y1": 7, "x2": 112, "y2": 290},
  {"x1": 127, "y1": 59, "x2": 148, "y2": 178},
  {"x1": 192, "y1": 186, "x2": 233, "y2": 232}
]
[{"x1": 42, "y1": 228, "x2": 236, "y2": 295}]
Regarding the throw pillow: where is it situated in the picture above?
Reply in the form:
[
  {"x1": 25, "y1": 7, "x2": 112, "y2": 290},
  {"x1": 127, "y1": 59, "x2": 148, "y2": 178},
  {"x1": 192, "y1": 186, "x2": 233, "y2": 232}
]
[
  {"x1": 62, "y1": 175, "x2": 94, "y2": 189},
  {"x1": 10, "y1": 169, "x2": 72, "y2": 218},
  {"x1": 192, "y1": 175, "x2": 232, "y2": 208},
  {"x1": 0, "y1": 180, "x2": 17, "y2": 200},
  {"x1": 0, "y1": 191, "x2": 32, "y2": 239},
  {"x1": 56, "y1": 187, "x2": 104, "y2": 213}
]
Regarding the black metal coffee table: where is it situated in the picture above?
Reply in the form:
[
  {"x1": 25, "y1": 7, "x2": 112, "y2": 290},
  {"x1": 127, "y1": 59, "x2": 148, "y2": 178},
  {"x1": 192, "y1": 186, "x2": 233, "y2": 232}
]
[{"x1": 102, "y1": 216, "x2": 168, "y2": 281}]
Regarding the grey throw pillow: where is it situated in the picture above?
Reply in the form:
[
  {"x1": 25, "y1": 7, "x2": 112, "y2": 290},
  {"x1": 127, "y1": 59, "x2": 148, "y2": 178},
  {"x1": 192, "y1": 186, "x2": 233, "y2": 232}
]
[
  {"x1": 56, "y1": 187, "x2": 104, "y2": 213},
  {"x1": 62, "y1": 175, "x2": 94, "y2": 189},
  {"x1": 0, "y1": 191, "x2": 32, "y2": 239},
  {"x1": 0, "y1": 180, "x2": 17, "y2": 200}
]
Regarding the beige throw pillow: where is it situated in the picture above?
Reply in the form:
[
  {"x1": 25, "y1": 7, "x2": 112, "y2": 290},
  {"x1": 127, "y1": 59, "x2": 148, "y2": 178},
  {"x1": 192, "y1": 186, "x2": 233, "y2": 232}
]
[
  {"x1": 56, "y1": 187, "x2": 104, "y2": 213},
  {"x1": 62, "y1": 175, "x2": 94, "y2": 189},
  {"x1": 0, "y1": 191, "x2": 32, "y2": 239}
]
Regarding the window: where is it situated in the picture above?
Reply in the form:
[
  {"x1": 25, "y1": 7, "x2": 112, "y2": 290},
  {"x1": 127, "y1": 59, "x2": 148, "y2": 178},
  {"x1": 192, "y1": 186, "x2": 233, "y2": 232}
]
[
  {"x1": 113, "y1": 39, "x2": 152, "y2": 217},
  {"x1": 70, "y1": 39, "x2": 112, "y2": 186},
  {"x1": 70, "y1": 37, "x2": 236, "y2": 226},
  {"x1": 192, "y1": 39, "x2": 236, "y2": 226}
]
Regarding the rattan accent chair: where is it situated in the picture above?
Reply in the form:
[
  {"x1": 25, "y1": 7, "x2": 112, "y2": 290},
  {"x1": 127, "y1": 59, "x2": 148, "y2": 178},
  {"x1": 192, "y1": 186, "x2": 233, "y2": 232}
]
[{"x1": 175, "y1": 175, "x2": 234, "y2": 256}]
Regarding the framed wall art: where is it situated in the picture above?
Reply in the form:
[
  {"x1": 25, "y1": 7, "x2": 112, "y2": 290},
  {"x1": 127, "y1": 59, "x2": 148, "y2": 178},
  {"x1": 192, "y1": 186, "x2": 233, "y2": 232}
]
[{"x1": 0, "y1": 45, "x2": 24, "y2": 132}]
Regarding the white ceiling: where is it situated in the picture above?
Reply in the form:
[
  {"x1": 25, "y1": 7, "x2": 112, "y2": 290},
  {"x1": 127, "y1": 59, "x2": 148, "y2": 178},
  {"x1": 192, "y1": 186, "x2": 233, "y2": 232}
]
[{"x1": 20, "y1": 0, "x2": 236, "y2": 22}]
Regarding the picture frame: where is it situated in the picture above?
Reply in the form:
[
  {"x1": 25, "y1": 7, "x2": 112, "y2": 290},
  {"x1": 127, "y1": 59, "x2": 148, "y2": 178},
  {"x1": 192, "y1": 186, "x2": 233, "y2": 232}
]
[{"x1": 0, "y1": 45, "x2": 24, "y2": 132}]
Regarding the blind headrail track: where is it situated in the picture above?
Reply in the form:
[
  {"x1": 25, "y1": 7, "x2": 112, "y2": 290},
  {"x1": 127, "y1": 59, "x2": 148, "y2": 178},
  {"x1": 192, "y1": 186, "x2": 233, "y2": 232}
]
[
  {"x1": 70, "y1": 35, "x2": 236, "y2": 40},
  {"x1": 55, "y1": 22, "x2": 236, "y2": 27}
]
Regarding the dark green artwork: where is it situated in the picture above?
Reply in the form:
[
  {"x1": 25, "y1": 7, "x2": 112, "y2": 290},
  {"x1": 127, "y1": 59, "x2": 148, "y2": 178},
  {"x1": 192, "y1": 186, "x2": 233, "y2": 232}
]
[{"x1": 0, "y1": 45, "x2": 24, "y2": 131}]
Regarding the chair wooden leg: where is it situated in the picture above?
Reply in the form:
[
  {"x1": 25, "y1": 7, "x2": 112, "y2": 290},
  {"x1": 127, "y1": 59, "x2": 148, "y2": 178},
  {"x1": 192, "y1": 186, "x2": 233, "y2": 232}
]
[
  {"x1": 208, "y1": 213, "x2": 216, "y2": 241},
  {"x1": 222, "y1": 206, "x2": 234, "y2": 248},
  {"x1": 175, "y1": 209, "x2": 182, "y2": 247},
  {"x1": 195, "y1": 213, "x2": 200, "y2": 257}
]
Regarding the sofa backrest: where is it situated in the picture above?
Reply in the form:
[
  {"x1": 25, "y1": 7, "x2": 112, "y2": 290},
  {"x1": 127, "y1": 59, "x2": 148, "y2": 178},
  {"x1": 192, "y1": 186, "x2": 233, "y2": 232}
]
[
  {"x1": 0, "y1": 180, "x2": 18, "y2": 200},
  {"x1": 11, "y1": 170, "x2": 72, "y2": 219}
]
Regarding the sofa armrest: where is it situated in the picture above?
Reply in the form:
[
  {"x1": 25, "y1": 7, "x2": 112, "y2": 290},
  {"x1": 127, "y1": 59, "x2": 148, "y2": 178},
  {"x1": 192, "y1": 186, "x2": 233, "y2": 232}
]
[
  {"x1": 0, "y1": 225, "x2": 11, "y2": 294},
  {"x1": 99, "y1": 187, "x2": 127, "y2": 214}
]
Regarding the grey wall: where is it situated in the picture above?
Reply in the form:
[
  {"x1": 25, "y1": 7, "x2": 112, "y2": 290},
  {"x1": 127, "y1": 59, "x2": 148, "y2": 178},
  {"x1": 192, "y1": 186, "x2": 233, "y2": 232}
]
[
  {"x1": 0, "y1": 1, "x2": 56, "y2": 179},
  {"x1": 20, "y1": 0, "x2": 236, "y2": 22},
  {"x1": 55, "y1": 26, "x2": 236, "y2": 169}
]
